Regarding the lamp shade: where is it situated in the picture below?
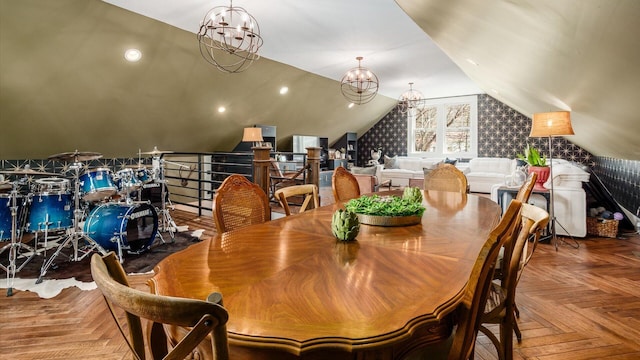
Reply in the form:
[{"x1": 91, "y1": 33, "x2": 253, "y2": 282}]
[
  {"x1": 530, "y1": 111, "x2": 574, "y2": 137},
  {"x1": 242, "y1": 127, "x2": 263, "y2": 142}
]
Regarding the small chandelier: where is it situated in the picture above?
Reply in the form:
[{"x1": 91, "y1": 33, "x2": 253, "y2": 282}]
[
  {"x1": 197, "y1": 1, "x2": 263, "y2": 73},
  {"x1": 340, "y1": 56, "x2": 379, "y2": 105},
  {"x1": 398, "y1": 82, "x2": 425, "y2": 114}
]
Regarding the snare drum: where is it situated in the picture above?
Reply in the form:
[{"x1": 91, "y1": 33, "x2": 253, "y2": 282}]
[
  {"x1": 80, "y1": 168, "x2": 117, "y2": 202},
  {"x1": 35, "y1": 177, "x2": 69, "y2": 193},
  {"x1": 115, "y1": 168, "x2": 141, "y2": 193},
  {"x1": 28, "y1": 192, "x2": 73, "y2": 232},
  {"x1": 1, "y1": 194, "x2": 27, "y2": 240},
  {"x1": 83, "y1": 202, "x2": 158, "y2": 253}
]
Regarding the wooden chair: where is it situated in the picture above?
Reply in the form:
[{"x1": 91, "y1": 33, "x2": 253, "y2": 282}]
[
  {"x1": 515, "y1": 172, "x2": 537, "y2": 203},
  {"x1": 213, "y1": 174, "x2": 271, "y2": 233},
  {"x1": 91, "y1": 252, "x2": 230, "y2": 360},
  {"x1": 423, "y1": 164, "x2": 468, "y2": 194},
  {"x1": 479, "y1": 203, "x2": 550, "y2": 360},
  {"x1": 332, "y1": 166, "x2": 360, "y2": 202},
  {"x1": 445, "y1": 200, "x2": 522, "y2": 360},
  {"x1": 274, "y1": 184, "x2": 319, "y2": 216},
  {"x1": 269, "y1": 158, "x2": 307, "y2": 201}
]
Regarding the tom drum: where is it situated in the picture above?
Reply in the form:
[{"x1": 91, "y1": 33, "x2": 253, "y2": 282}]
[
  {"x1": 80, "y1": 168, "x2": 117, "y2": 202},
  {"x1": 28, "y1": 191, "x2": 73, "y2": 232}
]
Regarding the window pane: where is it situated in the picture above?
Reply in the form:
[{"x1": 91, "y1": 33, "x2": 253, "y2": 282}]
[
  {"x1": 415, "y1": 130, "x2": 437, "y2": 152},
  {"x1": 415, "y1": 106, "x2": 438, "y2": 129},
  {"x1": 445, "y1": 130, "x2": 470, "y2": 153},
  {"x1": 446, "y1": 104, "x2": 470, "y2": 127}
]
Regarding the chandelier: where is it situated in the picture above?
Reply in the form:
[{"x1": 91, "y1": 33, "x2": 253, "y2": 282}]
[
  {"x1": 398, "y1": 82, "x2": 425, "y2": 114},
  {"x1": 340, "y1": 56, "x2": 379, "y2": 105},
  {"x1": 197, "y1": 1, "x2": 263, "y2": 73}
]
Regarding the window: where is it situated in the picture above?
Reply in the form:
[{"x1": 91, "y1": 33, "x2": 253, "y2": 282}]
[{"x1": 408, "y1": 95, "x2": 477, "y2": 158}]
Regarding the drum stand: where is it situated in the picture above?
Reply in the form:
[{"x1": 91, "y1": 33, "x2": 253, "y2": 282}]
[
  {"x1": 0, "y1": 180, "x2": 36, "y2": 296},
  {"x1": 151, "y1": 156, "x2": 183, "y2": 243},
  {"x1": 36, "y1": 163, "x2": 107, "y2": 284}
]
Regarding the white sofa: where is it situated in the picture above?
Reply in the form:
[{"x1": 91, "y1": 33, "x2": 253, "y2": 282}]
[
  {"x1": 378, "y1": 157, "x2": 445, "y2": 187},
  {"x1": 491, "y1": 159, "x2": 590, "y2": 237},
  {"x1": 463, "y1": 157, "x2": 518, "y2": 193}
]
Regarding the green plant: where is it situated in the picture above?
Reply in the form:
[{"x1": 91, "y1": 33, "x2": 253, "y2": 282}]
[
  {"x1": 345, "y1": 194, "x2": 425, "y2": 217},
  {"x1": 517, "y1": 144, "x2": 547, "y2": 167}
]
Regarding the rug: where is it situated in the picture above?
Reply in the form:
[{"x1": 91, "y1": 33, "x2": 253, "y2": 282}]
[{"x1": 0, "y1": 228, "x2": 205, "y2": 298}]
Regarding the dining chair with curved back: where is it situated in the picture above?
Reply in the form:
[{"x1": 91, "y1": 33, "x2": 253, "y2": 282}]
[
  {"x1": 445, "y1": 199, "x2": 523, "y2": 360},
  {"x1": 212, "y1": 174, "x2": 271, "y2": 234},
  {"x1": 423, "y1": 164, "x2": 468, "y2": 194},
  {"x1": 515, "y1": 172, "x2": 538, "y2": 203},
  {"x1": 332, "y1": 166, "x2": 360, "y2": 202},
  {"x1": 479, "y1": 203, "x2": 550, "y2": 360},
  {"x1": 274, "y1": 184, "x2": 319, "y2": 216},
  {"x1": 91, "y1": 252, "x2": 230, "y2": 360}
]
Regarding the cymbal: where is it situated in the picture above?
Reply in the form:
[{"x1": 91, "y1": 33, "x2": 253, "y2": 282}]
[
  {"x1": 48, "y1": 150, "x2": 103, "y2": 162},
  {"x1": 0, "y1": 168, "x2": 59, "y2": 176},
  {"x1": 140, "y1": 146, "x2": 173, "y2": 156}
]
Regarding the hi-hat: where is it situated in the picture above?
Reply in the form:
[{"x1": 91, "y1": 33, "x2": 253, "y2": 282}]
[
  {"x1": 140, "y1": 146, "x2": 174, "y2": 156},
  {"x1": 48, "y1": 150, "x2": 103, "y2": 162},
  {"x1": 0, "y1": 168, "x2": 59, "y2": 176}
]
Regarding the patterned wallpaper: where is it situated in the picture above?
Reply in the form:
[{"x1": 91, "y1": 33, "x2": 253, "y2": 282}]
[
  {"x1": 358, "y1": 94, "x2": 594, "y2": 166},
  {"x1": 591, "y1": 157, "x2": 640, "y2": 217}
]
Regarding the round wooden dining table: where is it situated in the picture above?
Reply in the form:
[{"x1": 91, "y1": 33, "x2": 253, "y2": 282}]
[{"x1": 150, "y1": 190, "x2": 501, "y2": 359}]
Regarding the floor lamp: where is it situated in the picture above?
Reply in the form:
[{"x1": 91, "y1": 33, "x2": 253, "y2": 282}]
[{"x1": 530, "y1": 111, "x2": 579, "y2": 250}]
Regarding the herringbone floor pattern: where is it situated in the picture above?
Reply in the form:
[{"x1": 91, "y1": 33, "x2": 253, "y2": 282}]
[{"x1": 1, "y1": 207, "x2": 639, "y2": 359}]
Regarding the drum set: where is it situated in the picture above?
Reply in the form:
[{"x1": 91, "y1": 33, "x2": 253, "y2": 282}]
[{"x1": 0, "y1": 148, "x2": 178, "y2": 295}]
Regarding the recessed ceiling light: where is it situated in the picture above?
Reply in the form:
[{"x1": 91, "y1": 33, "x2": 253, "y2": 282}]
[
  {"x1": 348, "y1": 103, "x2": 355, "y2": 109},
  {"x1": 279, "y1": 86, "x2": 289, "y2": 95},
  {"x1": 124, "y1": 48, "x2": 142, "y2": 62},
  {"x1": 466, "y1": 58, "x2": 478, "y2": 66},
  {"x1": 218, "y1": 106, "x2": 226, "y2": 113}
]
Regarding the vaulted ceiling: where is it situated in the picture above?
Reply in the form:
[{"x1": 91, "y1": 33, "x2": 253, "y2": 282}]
[{"x1": 1, "y1": 0, "x2": 638, "y2": 160}]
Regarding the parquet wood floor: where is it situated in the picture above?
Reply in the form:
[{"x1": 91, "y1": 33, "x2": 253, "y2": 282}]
[{"x1": 1, "y1": 207, "x2": 639, "y2": 359}]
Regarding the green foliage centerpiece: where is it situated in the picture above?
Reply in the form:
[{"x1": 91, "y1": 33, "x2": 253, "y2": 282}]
[{"x1": 344, "y1": 188, "x2": 425, "y2": 227}]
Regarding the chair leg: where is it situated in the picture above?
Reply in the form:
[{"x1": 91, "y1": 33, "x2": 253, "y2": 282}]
[
  {"x1": 514, "y1": 302, "x2": 520, "y2": 318},
  {"x1": 501, "y1": 318, "x2": 514, "y2": 360},
  {"x1": 512, "y1": 310, "x2": 522, "y2": 342},
  {"x1": 479, "y1": 325, "x2": 505, "y2": 360}
]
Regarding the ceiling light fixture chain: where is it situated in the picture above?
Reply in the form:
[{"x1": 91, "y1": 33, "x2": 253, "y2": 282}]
[
  {"x1": 398, "y1": 82, "x2": 425, "y2": 114},
  {"x1": 340, "y1": 56, "x2": 379, "y2": 105},
  {"x1": 197, "y1": 0, "x2": 263, "y2": 73}
]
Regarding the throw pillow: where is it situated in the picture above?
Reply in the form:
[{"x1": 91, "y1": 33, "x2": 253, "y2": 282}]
[
  {"x1": 351, "y1": 166, "x2": 377, "y2": 176},
  {"x1": 383, "y1": 155, "x2": 399, "y2": 169},
  {"x1": 445, "y1": 157, "x2": 458, "y2": 165}
]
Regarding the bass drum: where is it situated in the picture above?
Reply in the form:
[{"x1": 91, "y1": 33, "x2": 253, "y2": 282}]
[{"x1": 83, "y1": 202, "x2": 158, "y2": 253}]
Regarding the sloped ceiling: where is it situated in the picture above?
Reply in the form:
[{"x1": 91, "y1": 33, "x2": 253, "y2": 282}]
[
  {"x1": 396, "y1": 0, "x2": 640, "y2": 160},
  {"x1": 1, "y1": 0, "x2": 639, "y2": 160}
]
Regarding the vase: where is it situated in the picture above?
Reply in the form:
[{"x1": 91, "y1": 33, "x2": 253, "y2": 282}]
[
  {"x1": 528, "y1": 166, "x2": 550, "y2": 190},
  {"x1": 370, "y1": 150, "x2": 381, "y2": 163}
]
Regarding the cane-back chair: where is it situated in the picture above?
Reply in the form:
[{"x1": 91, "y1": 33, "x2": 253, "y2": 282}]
[
  {"x1": 423, "y1": 164, "x2": 468, "y2": 194},
  {"x1": 274, "y1": 184, "x2": 319, "y2": 216},
  {"x1": 213, "y1": 174, "x2": 271, "y2": 234},
  {"x1": 91, "y1": 252, "x2": 230, "y2": 360},
  {"x1": 332, "y1": 166, "x2": 361, "y2": 202}
]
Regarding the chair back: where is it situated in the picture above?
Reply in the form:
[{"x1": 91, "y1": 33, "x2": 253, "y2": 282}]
[
  {"x1": 447, "y1": 200, "x2": 522, "y2": 360},
  {"x1": 90, "y1": 252, "x2": 230, "y2": 360},
  {"x1": 213, "y1": 174, "x2": 271, "y2": 233},
  {"x1": 424, "y1": 164, "x2": 468, "y2": 194},
  {"x1": 515, "y1": 172, "x2": 538, "y2": 203},
  {"x1": 274, "y1": 184, "x2": 319, "y2": 216},
  {"x1": 332, "y1": 166, "x2": 360, "y2": 202}
]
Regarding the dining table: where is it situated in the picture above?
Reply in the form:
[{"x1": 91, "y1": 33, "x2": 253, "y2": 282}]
[{"x1": 150, "y1": 190, "x2": 501, "y2": 359}]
